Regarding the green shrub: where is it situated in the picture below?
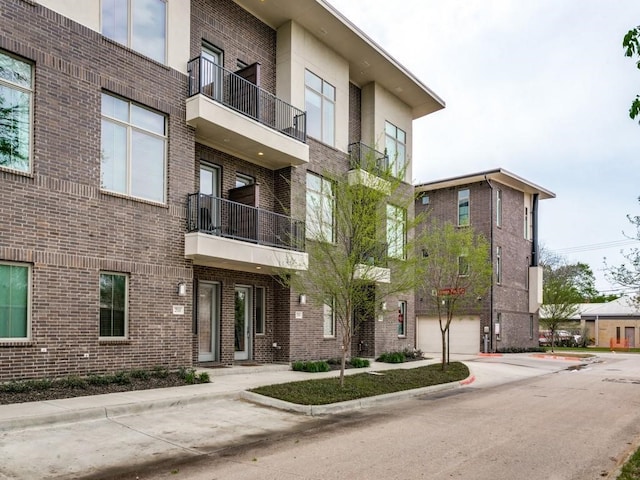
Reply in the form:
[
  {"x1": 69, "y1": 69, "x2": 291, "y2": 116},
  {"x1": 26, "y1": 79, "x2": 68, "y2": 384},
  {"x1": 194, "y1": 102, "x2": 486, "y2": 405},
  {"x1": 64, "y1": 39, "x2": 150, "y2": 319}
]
[
  {"x1": 87, "y1": 374, "x2": 111, "y2": 386},
  {"x1": 60, "y1": 376, "x2": 88, "y2": 389},
  {"x1": 196, "y1": 371, "x2": 210, "y2": 383},
  {"x1": 130, "y1": 369, "x2": 151, "y2": 380},
  {"x1": 291, "y1": 360, "x2": 331, "y2": 373},
  {"x1": 402, "y1": 348, "x2": 424, "y2": 360},
  {"x1": 349, "y1": 357, "x2": 370, "y2": 368},
  {"x1": 113, "y1": 371, "x2": 131, "y2": 385},
  {"x1": 376, "y1": 351, "x2": 406, "y2": 363},
  {"x1": 152, "y1": 365, "x2": 169, "y2": 378}
]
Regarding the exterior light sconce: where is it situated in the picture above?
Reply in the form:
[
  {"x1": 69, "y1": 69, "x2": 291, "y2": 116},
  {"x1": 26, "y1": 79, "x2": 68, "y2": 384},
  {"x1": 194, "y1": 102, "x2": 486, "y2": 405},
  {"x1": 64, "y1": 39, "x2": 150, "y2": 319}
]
[
  {"x1": 299, "y1": 294, "x2": 307, "y2": 305},
  {"x1": 177, "y1": 282, "x2": 187, "y2": 297}
]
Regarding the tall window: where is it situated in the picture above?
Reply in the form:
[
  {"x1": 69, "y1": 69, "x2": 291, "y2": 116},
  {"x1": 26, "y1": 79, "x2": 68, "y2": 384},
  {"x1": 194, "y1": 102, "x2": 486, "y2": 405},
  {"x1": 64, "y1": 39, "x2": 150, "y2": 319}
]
[
  {"x1": 529, "y1": 314, "x2": 534, "y2": 339},
  {"x1": 306, "y1": 172, "x2": 334, "y2": 242},
  {"x1": 323, "y1": 296, "x2": 335, "y2": 338},
  {"x1": 0, "y1": 51, "x2": 32, "y2": 173},
  {"x1": 0, "y1": 262, "x2": 30, "y2": 339},
  {"x1": 387, "y1": 204, "x2": 406, "y2": 260},
  {"x1": 397, "y1": 300, "x2": 407, "y2": 337},
  {"x1": 458, "y1": 189, "x2": 470, "y2": 226},
  {"x1": 255, "y1": 286, "x2": 265, "y2": 335},
  {"x1": 385, "y1": 121, "x2": 406, "y2": 178},
  {"x1": 496, "y1": 189, "x2": 502, "y2": 227},
  {"x1": 305, "y1": 70, "x2": 335, "y2": 145},
  {"x1": 99, "y1": 272, "x2": 127, "y2": 338},
  {"x1": 458, "y1": 255, "x2": 469, "y2": 277},
  {"x1": 102, "y1": 0, "x2": 167, "y2": 64},
  {"x1": 524, "y1": 206, "x2": 530, "y2": 240},
  {"x1": 101, "y1": 93, "x2": 167, "y2": 203},
  {"x1": 496, "y1": 246, "x2": 502, "y2": 284}
]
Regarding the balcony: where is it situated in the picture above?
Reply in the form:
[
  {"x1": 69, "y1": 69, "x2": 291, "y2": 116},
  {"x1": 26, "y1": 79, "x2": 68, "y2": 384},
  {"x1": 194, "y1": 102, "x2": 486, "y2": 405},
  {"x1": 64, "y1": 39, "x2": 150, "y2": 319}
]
[
  {"x1": 354, "y1": 242, "x2": 390, "y2": 284},
  {"x1": 347, "y1": 142, "x2": 391, "y2": 193},
  {"x1": 186, "y1": 57, "x2": 309, "y2": 169},
  {"x1": 185, "y1": 193, "x2": 308, "y2": 273}
]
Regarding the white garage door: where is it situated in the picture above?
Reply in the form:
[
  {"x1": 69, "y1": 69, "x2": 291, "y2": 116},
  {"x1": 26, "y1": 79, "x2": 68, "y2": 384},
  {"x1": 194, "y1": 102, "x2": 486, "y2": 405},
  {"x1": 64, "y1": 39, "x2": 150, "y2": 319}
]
[{"x1": 417, "y1": 316, "x2": 480, "y2": 355}]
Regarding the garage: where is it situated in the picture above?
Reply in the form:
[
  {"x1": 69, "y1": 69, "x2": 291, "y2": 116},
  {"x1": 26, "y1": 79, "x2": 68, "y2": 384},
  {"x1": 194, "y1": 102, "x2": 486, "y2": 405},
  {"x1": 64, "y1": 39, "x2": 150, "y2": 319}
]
[{"x1": 417, "y1": 316, "x2": 481, "y2": 355}]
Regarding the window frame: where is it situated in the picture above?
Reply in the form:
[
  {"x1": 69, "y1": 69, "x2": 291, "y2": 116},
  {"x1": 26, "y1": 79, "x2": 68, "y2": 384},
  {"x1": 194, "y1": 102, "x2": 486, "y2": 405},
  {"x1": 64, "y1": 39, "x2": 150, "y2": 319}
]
[
  {"x1": 99, "y1": 271, "x2": 129, "y2": 340},
  {"x1": 0, "y1": 50, "x2": 33, "y2": 174},
  {"x1": 101, "y1": 92, "x2": 167, "y2": 203},
  {"x1": 304, "y1": 69, "x2": 335, "y2": 146},
  {"x1": 496, "y1": 189, "x2": 502, "y2": 228},
  {"x1": 385, "y1": 121, "x2": 406, "y2": 179},
  {"x1": 101, "y1": 0, "x2": 168, "y2": 64},
  {"x1": 323, "y1": 296, "x2": 336, "y2": 338},
  {"x1": 458, "y1": 255, "x2": 469, "y2": 277},
  {"x1": 387, "y1": 204, "x2": 407, "y2": 260},
  {"x1": 0, "y1": 261, "x2": 32, "y2": 341},
  {"x1": 458, "y1": 188, "x2": 470, "y2": 227},
  {"x1": 306, "y1": 172, "x2": 335, "y2": 242},
  {"x1": 496, "y1": 246, "x2": 502, "y2": 285}
]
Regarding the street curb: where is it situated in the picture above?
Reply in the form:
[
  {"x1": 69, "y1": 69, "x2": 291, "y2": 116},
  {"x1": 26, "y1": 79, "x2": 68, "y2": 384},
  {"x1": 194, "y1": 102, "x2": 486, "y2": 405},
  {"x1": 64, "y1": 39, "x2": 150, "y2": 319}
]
[
  {"x1": 0, "y1": 391, "x2": 238, "y2": 432},
  {"x1": 241, "y1": 374, "x2": 475, "y2": 416},
  {"x1": 530, "y1": 353, "x2": 583, "y2": 362}
]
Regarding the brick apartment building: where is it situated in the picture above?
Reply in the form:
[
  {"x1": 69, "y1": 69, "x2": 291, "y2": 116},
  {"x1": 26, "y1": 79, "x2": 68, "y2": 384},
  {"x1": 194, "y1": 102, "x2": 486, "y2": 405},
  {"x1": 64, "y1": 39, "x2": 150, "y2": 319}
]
[
  {"x1": 0, "y1": 0, "x2": 444, "y2": 380},
  {"x1": 414, "y1": 169, "x2": 555, "y2": 354}
]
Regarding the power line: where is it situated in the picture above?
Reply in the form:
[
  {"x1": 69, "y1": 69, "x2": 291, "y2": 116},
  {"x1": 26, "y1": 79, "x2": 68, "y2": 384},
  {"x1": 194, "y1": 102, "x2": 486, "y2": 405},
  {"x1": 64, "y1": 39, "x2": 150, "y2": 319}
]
[{"x1": 550, "y1": 239, "x2": 639, "y2": 255}]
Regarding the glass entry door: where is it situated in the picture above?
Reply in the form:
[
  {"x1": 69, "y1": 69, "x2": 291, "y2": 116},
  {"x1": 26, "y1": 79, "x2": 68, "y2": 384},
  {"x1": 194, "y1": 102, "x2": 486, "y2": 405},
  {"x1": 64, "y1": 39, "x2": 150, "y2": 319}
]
[
  {"x1": 234, "y1": 286, "x2": 252, "y2": 360},
  {"x1": 198, "y1": 282, "x2": 219, "y2": 362}
]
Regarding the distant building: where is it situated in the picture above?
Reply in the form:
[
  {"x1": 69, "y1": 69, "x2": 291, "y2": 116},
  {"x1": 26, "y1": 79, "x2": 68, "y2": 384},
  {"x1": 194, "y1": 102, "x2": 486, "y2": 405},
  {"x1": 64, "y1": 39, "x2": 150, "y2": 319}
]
[{"x1": 414, "y1": 168, "x2": 555, "y2": 353}]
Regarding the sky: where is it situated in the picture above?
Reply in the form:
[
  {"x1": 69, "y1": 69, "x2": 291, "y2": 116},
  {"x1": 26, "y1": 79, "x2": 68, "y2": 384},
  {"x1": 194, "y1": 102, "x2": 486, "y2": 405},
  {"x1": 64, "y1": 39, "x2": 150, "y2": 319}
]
[{"x1": 327, "y1": 0, "x2": 640, "y2": 293}]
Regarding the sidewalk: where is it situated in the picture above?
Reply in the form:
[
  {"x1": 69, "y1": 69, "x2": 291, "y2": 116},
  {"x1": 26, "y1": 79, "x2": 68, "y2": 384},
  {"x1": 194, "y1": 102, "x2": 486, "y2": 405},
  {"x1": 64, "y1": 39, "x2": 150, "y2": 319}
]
[{"x1": 0, "y1": 355, "x2": 467, "y2": 433}]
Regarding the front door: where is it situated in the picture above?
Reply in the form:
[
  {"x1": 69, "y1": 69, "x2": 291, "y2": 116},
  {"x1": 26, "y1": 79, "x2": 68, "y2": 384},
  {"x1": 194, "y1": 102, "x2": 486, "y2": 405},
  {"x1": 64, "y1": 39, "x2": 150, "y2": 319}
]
[
  {"x1": 198, "y1": 282, "x2": 219, "y2": 362},
  {"x1": 201, "y1": 43, "x2": 223, "y2": 100},
  {"x1": 234, "y1": 286, "x2": 252, "y2": 360},
  {"x1": 625, "y1": 326, "x2": 635, "y2": 348},
  {"x1": 199, "y1": 163, "x2": 220, "y2": 232}
]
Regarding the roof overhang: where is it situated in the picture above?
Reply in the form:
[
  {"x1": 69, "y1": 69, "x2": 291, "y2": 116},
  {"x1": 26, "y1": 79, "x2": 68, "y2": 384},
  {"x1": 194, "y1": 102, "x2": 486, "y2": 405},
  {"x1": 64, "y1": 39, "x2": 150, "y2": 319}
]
[
  {"x1": 233, "y1": 0, "x2": 445, "y2": 119},
  {"x1": 415, "y1": 168, "x2": 556, "y2": 200}
]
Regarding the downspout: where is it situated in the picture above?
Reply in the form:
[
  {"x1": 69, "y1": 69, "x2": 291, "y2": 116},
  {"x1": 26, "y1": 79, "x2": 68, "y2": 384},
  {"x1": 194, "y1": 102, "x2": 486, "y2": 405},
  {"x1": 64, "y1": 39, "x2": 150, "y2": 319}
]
[{"x1": 485, "y1": 176, "x2": 495, "y2": 352}]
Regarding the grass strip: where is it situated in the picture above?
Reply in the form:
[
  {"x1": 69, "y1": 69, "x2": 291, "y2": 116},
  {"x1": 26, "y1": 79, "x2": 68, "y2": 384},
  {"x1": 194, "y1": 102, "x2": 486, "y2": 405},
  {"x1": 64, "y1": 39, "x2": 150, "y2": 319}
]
[{"x1": 250, "y1": 362, "x2": 469, "y2": 405}]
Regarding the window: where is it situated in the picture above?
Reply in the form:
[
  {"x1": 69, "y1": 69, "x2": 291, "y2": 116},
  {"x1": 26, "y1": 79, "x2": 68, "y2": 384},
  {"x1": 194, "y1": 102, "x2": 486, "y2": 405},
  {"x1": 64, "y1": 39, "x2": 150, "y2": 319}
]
[
  {"x1": 529, "y1": 314, "x2": 534, "y2": 339},
  {"x1": 305, "y1": 70, "x2": 335, "y2": 145},
  {"x1": 99, "y1": 272, "x2": 127, "y2": 338},
  {"x1": 255, "y1": 287, "x2": 265, "y2": 335},
  {"x1": 458, "y1": 255, "x2": 469, "y2": 277},
  {"x1": 102, "y1": 0, "x2": 167, "y2": 63},
  {"x1": 235, "y1": 173, "x2": 254, "y2": 188},
  {"x1": 524, "y1": 206, "x2": 530, "y2": 240},
  {"x1": 397, "y1": 301, "x2": 407, "y2": 337},
  {"x1": 496, "y1": 246, "x2": 502, "y2": 284},
  {"x1": 385, "y1": 121, "x2": 406, "y2": 178},
  {"x1": 101, "y1": 93, "x2": 166, "y2": 203},
  {"x1": 387, "y1": 204, "x2": 406, "y2": 260},
  {"x1": 306, "y1": 172, "x2": 334, "y2": 242},
  {"x1": 0, "y1": 262, "x2": 30, "y2": 339},
  {"x1": 0, "y1": 51, "x2": 32, "y2": 173},
  {"x1": 496, "y1": 189, "x2": 502, "y2": 227},
  {"x1": 323, "y1": 297, "x2": 335, "y2": 338},
  {"x1": 458, "y1": 189, "x2": 470, "y2": 226},
  {"x1": 421, "y1": 195, "x2": 430, "y2": 205},
  {"x1": 525, "y1": 257, "x2": 530, "y2": 290}
]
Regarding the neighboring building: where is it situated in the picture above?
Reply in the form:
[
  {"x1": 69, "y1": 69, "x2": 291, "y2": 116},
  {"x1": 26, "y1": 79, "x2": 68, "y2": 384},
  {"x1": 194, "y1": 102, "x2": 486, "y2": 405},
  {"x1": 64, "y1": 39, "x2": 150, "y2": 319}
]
[
  {"x1": 414, "y1": 169, "x2": 555, "y2": 354},
  {"x1": 0, "y1": 0, "x2": 444, "y2": 380},
  {"x1": 580, "y1": 297, "x2": 640, "y2": 348}
]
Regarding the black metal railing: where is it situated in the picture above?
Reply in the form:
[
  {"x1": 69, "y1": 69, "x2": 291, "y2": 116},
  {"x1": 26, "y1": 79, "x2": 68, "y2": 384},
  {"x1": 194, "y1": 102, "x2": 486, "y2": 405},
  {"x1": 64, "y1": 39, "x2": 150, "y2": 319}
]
[
  {"x1": 359, "y1": 241, "x2": 388, "y2": 268},
  {"x1": 187, "y1": 56, "x2": 307, "y2": 143},
  {"x1": 348, "y1": 142, "x2": 389, "y2": 176},
  {"x1": 187, "y1": 193, "x2": 305, "y2": 252}
]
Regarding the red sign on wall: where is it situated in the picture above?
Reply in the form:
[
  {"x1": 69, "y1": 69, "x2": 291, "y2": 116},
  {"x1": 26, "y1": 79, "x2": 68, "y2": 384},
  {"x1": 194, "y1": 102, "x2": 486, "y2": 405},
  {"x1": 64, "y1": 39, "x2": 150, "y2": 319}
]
[{"x1": 437, "y1": 287, "x2": 466, "y2": 296}]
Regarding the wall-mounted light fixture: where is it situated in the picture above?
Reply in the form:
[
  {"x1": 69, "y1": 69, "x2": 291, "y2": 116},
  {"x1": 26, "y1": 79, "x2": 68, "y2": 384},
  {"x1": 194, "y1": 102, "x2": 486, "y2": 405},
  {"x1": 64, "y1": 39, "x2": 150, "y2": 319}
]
[
  {"x1": 177, "y1": 282, "x2": 187, "y2": 297},
  {"x1": 381, "y1": 301, "x2": 387, "y2": 311},
  {"x1": 299, "y1": 294, "x2": 307, "y2": 305}
]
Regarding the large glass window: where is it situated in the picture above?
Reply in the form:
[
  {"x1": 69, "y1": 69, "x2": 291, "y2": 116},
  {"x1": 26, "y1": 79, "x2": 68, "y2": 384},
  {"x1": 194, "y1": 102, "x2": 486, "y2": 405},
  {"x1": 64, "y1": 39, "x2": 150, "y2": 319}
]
[
  {"x1": 99, "y1": 272, "x2": 127, "y2": 338},
  {"x1": 306, "y1": 172, "x2": 334, "y2": 242},
  {"x1": 496, "y1": 246, "x2": 502, "y2": 284},
  {"x1": 305, "y1": 70, "x2": 335, "y2": 146},
  {"x1": 385, "y1": 121, "x2": 406, "y2": 178},
  {"x1": 0, "y1": 263, "x2": 30, "y2": 339},
  {"x1": 101, "y1": 93, "x2": 166, "y2": 203},
  {"x1": 323, "y1": 297, "x2": 335, "y2": 338},
  {"x1": 0, "y1": 51, "x2": 32, "y2": 173},
  {"x1": 387, "y1": 204, "x2": 406, "y2": 260},
  {"x1": 496, "y1": 189, "x2": 502, "y2": 227},
  {"x1": 102, "y1": 0, "x2": 167, "y2": 64},
  {"x1": 458, "y1": 189, "x2": 470, "y2": 226},
  {"x1": 255, "y1": 286, "x2": 265, "y2": 335},
  {"x1": 458, "y1": 255, "x2": 469, "y2": 277}
]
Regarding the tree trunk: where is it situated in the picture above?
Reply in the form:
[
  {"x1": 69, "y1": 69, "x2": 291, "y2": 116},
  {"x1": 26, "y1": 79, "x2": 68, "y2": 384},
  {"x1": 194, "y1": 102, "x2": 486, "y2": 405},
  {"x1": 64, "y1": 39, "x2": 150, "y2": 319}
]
[{"x1": 441, "y1": 328, "x2": 447, "y2": 371}]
